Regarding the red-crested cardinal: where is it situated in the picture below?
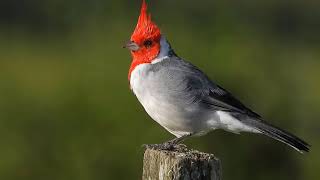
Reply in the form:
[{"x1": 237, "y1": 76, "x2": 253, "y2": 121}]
[{"x1": 124, "y1": 0, "x2": 310, "y2": 153}]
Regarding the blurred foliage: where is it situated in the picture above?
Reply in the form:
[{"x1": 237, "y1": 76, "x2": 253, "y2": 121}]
[{"x1": 0, "y1": 0, "x2": 319, "y2": 179}]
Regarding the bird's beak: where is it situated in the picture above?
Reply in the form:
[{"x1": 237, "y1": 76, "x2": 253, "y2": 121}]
[{"x1": 123, "y1": 41, "x2": 140, "y2": 51}]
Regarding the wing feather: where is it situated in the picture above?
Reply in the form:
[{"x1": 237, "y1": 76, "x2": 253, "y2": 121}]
[{"x1": 156, "y1": 56, "x2": 261, "y2": 118}]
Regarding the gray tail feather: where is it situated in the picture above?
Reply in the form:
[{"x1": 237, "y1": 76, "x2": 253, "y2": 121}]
[{"x1": 243, "y1": 118, "x2": 310, "y2": 153}]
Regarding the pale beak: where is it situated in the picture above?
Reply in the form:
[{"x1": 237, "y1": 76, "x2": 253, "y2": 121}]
[{"x1": 123, "y1": 41, "x2": 140, "y2": 51}]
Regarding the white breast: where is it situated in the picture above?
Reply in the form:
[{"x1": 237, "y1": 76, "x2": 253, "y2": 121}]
[
  {"x1": 130, "y1": 63, "x2": 150, "y2": 96},
  {"x1": 130, "y1": 64, "x2": 167, "y2": 130},
  {"x1": 130, "y1": 63, "x2": 169, "y2": 123},
  {"x1": 130, "y1": 64, "x2": 194, "y2": 137}
]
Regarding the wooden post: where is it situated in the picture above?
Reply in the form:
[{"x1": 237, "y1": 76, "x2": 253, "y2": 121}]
[{"x1": 142, "y1": 144, "x2": 222, "y2": 180}]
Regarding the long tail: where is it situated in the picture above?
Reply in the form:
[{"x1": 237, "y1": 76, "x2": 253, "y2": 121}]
[{"x1": 242, "y1": 118, "x2": 310, "y2": 153}]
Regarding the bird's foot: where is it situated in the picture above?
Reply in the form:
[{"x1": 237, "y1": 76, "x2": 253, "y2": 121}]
[
  {"x1": 144, "y1": 142, "x2": 186, "y2": 151},
  {"x1": 143, "y1": 134, "x2": 192, "y2": 151}
]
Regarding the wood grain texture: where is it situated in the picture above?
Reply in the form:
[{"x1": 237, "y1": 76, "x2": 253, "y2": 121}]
[{"x1": 142, "y1": 145, "x2": 221, "y2": 180}]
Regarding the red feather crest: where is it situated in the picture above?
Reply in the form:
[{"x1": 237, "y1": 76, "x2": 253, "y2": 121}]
[{"x1": 131, "y1": 0, "x2": 161, "y2": 43}]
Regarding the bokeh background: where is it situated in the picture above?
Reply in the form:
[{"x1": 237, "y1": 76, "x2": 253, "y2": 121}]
[{"x1": 0, "y1": 0, "x2": 319, "y2": 179}]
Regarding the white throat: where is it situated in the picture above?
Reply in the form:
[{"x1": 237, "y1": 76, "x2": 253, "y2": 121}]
[{"x1": 151, "y1": 36, "x2": 171, "y2": 64}]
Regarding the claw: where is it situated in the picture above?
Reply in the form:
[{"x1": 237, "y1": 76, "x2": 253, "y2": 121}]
[{"x1": 143, "y1": 134, "x2": 192, "y2": 151}]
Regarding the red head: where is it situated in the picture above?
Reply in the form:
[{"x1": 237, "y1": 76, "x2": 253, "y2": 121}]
[{"x1": 125, "y1": 0, "x2": 162, "y2": 80}]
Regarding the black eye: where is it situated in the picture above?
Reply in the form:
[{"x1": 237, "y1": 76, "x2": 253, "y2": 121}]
[{"x1": 143, "y1": 40, "x2": 153, "y2": 48}]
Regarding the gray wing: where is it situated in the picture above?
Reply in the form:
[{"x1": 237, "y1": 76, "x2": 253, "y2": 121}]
[{"x1": 152, "y1": 56, "x2": 261, "y2": 118}]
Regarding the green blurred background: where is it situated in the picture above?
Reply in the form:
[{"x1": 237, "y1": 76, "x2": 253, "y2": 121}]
[{"x1": 0, "y1": 0, "x2": 319, "y2": 179}]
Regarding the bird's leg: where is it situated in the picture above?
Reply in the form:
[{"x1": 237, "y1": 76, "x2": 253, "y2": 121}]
[
  {"x1": 165, "y1": 134, "x2": 192, "y2": 144},
  {"x1": 159, "y1": 133, "x2": 192, "y2": 150},
  {"x1": 143, "y1": 133, "x2": 192, "y2": 150}
]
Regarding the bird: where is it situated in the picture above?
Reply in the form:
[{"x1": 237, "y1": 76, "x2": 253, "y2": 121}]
[{"x1": 123, "y1": 0, "x2": 310, "y2": 153}]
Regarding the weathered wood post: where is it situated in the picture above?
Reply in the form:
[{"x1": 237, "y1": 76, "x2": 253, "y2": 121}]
[{"x1": 142, "y1": 145, "x2": 222, "y2": 180}]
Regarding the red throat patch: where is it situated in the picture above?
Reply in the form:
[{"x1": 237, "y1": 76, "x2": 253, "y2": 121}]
[{"x1": 128, "y1": 0, "x2": 161, "y2": 80}]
